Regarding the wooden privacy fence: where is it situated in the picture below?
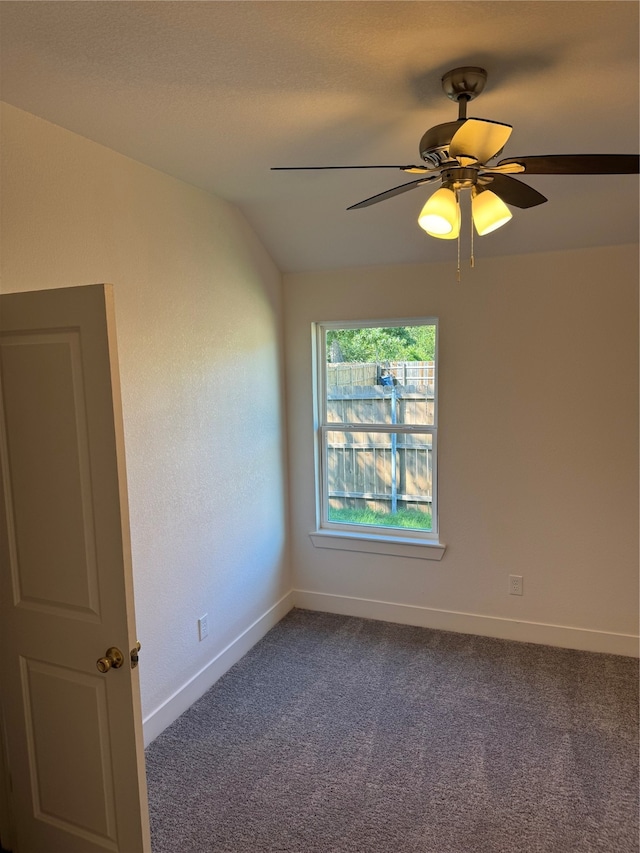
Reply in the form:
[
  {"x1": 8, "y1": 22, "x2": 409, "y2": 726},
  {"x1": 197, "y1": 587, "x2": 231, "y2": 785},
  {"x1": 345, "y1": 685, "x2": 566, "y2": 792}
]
[
  {"x1": 388, "y1": 361, "x2": 435, "y2": 387},
  {"x1": 326, "y1": 430, "x2": 433, "y2": 514},
  {"x1": 326, "y1": 361, "x2": 435, "y2": 389},
  {"x1": 326, "y1": 364, "x2": 435, "y2": 514},
  {"x1": 327, "y1": 385, "x2": 435, "y2": 426},
  {"x1": 326, "y1": 362, "x2": 378, "y2": 386}
]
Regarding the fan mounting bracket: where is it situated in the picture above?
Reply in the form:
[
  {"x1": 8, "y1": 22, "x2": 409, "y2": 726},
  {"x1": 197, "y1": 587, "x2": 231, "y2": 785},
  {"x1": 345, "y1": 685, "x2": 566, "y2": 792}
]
[{"x1": 441, "y1": 67, "x2": 488, "y2": 103}]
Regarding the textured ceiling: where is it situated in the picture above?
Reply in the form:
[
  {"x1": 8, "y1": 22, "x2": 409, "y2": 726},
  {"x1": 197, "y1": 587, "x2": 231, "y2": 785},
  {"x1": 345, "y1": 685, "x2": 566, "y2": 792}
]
[{"x1": 1, "y1": 1, "x2": 638, "y2": 273}]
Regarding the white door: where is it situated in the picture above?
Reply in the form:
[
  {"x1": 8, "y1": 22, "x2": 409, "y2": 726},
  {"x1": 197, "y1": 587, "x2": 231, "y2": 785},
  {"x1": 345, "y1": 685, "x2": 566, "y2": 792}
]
[{"x1": 0, "y1": 284, "x2": 151, "y2": 853}]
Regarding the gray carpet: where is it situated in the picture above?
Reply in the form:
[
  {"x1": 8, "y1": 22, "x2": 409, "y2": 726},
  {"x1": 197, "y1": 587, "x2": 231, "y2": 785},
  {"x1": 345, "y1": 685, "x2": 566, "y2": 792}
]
[{"x1": 145, "y1": 609, "x2": 639, "y2": 853}]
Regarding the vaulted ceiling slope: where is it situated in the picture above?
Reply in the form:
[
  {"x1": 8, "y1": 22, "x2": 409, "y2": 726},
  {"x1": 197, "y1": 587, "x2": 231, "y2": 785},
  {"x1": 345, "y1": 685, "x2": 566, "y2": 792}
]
[{"x1": 1, "y1": 1, "x2": 638, "y2": 273}]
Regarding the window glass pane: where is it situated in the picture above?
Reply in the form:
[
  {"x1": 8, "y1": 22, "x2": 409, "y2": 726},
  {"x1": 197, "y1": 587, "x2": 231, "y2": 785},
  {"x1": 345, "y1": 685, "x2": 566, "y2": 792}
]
[
  {"x1": 325, "y1": 326, "x2": 435, "y2": 426},
  {"x1": 326, "y1": 429, "x2": 433, "y2": 532}
]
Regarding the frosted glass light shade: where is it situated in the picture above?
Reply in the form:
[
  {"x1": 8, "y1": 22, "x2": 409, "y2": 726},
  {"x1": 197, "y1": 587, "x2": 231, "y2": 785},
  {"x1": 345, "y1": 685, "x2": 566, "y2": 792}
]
[
  {"x1": 472, "y1": 189, "x2": 512, "y2": 235},
  {"x1": 429, "y1": 202, "x2": 461, "y2": 239},
  {"x1": 418, "y1": 188, "x2": 460, "y2": 238}
]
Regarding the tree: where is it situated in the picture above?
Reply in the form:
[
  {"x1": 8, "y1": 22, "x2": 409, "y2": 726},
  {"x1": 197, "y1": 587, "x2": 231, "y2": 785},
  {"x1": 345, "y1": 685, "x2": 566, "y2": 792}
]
[{"x1": 326, "y1": 325, "x2": 435, "y2": 362}]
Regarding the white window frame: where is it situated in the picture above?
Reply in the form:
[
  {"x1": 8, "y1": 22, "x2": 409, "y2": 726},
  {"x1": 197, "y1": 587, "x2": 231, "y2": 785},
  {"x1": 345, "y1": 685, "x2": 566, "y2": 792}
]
[{"x1": 310, "y1": 318, "x2": 446, "y2": 561}]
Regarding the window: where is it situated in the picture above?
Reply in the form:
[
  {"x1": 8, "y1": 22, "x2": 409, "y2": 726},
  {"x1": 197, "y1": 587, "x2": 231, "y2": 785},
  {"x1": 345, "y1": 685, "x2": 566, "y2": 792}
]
[{"x1": 311, "y1": 319, "x2": 445, "y2": 560}]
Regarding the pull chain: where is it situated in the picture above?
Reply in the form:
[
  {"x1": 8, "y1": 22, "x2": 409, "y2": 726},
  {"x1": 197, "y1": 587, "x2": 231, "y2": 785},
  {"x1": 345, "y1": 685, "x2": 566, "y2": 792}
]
[
  {"x1": 456, "y1": 189, "x2": 461, "y2": 282},
  {"x1": 470, "y1": 200, "x2": 475, "y2": 268}
]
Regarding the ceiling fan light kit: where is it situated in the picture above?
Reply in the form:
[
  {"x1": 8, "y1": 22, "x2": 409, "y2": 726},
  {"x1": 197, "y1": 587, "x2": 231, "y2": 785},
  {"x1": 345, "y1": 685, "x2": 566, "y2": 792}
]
[
  {"x1": 272, "y1": 65, "x2": 639, "y2": 273},
  {"x1": 418, "y1": 187, "x2": 460, "y2": 237},
  {"x1": 471, "y1": 187, "x2": 513, "y2": 236}
]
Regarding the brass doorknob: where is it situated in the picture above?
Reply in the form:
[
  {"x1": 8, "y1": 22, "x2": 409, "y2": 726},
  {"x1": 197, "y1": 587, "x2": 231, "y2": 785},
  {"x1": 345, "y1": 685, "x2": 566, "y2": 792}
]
[{"x1": 96, "y1": 647, "x2": 125, "y2": 673}]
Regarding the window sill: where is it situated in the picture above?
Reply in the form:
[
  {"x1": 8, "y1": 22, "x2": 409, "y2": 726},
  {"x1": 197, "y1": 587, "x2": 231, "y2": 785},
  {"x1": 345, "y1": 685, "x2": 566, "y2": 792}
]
[{"x1": 309, "y1": 529, "x2": 446, "y2": 561}]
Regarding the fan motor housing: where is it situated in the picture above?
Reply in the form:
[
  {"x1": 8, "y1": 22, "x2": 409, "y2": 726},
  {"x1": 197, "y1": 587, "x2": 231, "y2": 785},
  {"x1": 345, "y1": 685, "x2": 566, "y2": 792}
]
[
  {"x1": 419, "y1": 120, "x2": 466, "y2": 168},
  {"x1": 440, "y1": 166, "x2": 479, "y2": 189}
]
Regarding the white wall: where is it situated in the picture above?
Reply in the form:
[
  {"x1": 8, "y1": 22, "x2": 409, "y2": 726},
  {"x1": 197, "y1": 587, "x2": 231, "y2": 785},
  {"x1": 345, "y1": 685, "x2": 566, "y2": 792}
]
[
  {"x1": 0, "y1": 103, "x2": 293, "y2": 739},
  {"x1": 284, "y1": 246, "x2": 639, "y2": 655},
  {"x1": 1, "y1": 105, "x2": 637, "y2": 755}
]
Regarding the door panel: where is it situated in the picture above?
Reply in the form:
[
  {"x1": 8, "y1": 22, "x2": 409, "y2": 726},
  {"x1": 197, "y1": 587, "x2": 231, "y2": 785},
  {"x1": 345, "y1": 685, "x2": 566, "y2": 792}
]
[
  {"x1": 2, "y1": 331, "x2": 100, "y2": 616},
  {"x1": 20, "y1": 658, "x2": 118, "y2": 847},
  {"x1": 0, "y1": 284, "x2": 151, "y2": 853}
]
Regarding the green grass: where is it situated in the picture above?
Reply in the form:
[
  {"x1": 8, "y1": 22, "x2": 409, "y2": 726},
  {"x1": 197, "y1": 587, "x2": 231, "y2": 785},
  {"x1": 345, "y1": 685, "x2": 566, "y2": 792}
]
[{"x1": 329, "y1": 506, "x2": 432, "y2": 531}]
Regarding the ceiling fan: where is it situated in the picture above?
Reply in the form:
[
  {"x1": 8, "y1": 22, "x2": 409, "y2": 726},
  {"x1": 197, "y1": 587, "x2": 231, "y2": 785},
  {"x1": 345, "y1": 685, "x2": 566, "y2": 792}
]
[{"x1": 272, "y1": 67, "x2": 639, "y2": 243}]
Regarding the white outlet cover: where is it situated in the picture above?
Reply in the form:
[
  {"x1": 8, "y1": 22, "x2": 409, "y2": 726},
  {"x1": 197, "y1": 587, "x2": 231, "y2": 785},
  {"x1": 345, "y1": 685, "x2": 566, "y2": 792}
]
[
  {"x1": 198, "y1": 615, "x2": 209, "y2": 640},
  {"x1": 509, "y1": 575, "x2": 523, "y2": 595}
]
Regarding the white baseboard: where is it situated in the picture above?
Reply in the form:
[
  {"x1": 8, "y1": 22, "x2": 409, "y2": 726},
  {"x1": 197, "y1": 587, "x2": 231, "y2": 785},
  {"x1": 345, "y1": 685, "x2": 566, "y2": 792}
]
[
  {"x1": 142, "y1": 587, "x2": 637, "y2": 745},
  {"x1": 294, "y1": 590, "x2": 639, "y2": 658},
  {"x1": 143, "y1": 590, "x2": 295, "y2": 745}
]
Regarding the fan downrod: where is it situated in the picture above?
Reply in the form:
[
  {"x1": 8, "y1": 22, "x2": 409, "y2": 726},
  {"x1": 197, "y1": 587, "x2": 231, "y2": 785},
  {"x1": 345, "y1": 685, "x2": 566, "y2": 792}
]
[{"x1": 419, "y1": 67, "x2": 489, "y2": 167}]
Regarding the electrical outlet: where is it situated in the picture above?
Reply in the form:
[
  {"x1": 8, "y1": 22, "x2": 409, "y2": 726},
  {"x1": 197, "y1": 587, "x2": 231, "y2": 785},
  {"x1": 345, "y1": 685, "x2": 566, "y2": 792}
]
[
  {"x1": 509, "y1": 575, "x2": 523, "y2": 596},
  {"x1": 198, "y1": 614, "x2": 209, "y2": 641}
]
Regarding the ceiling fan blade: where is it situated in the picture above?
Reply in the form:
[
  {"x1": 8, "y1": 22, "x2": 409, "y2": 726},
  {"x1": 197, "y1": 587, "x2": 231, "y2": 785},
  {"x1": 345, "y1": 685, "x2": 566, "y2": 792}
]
[
  {"x1": 347, "y1": 175, "x2": 441, "y2": 210},
  {"x1": 496, "y1": 154, "x2": 640, "y2": 174},
  {"x1": 449, "y1": 118, "x2": 513, "y2": 165},
  {"x1": 482, "y1": 162, "x2": 525, "y2": 175},
  {"x1": 271, "y1": 165, "x2": 430, "y2": 173},
  {"x1": 482, "y1": 173, "x2": 547, "y2": 208}
]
